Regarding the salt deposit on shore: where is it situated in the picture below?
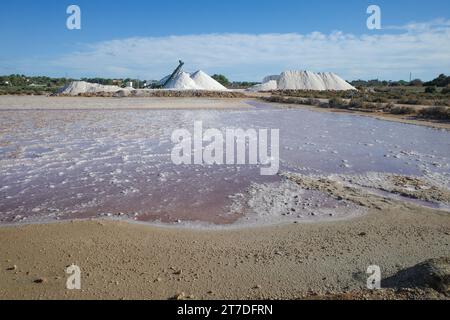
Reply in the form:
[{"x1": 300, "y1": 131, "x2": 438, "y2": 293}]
[
  {"x1": 189, "y1": 70, "x2": 227, "y2": 91},
  {"x1": 248, "y1": 80, "x2": 278, "y2": 92},
  {"x1": 59, "y1": 81, "x2": 126, "y2": 95},
  {"x1": 249, "y1": 70, "x2": 356, "y2": 91},
  {"x1": 164, "y1": 72, "x2": 202, "y2": 90},
  {"x1": 163, "y1": 70, "x2": 227, "y2": 91},
  {"x1": 58, "y1": 70, "x2": 227, "y2": 96}
]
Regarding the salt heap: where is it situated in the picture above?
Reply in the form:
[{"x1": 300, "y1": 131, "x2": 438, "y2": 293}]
[
  {"x1": 164, "y1": 72, "x2": 203, "y2": 90},
  {"x1": 59, "y1": 70, "x2": 228, "y2": 95},
  {"x1": 190, "y1": 71, "x2": 228, "y2": 91},
  {"x1": 59, "y1": 81, "x2": 124, "y2": 95},
  {"x1": 248, "y1": 80, "x2": 278, "y2": 92},
  {"x1": 163, "y1": 70, "x2": 228, "y2": 91},
  {"x1": 250, "y1": 70, "x2": 356, "y2": 91}
]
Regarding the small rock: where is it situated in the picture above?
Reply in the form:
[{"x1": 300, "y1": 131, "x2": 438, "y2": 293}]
[
  {"x1": 34, "y1": 278, "x2": 47, "y2": 284},
  {"x1": 358, "y1": 232, "x2": 367, "y2": 237},
  {"x1": 7, "y1": 265, "x2": 17, "y2": 271},
  {"x1": 173, "y1": 292, "x2": 186, "y2": 300}
]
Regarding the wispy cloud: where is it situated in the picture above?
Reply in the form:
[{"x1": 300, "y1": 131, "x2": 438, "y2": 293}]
[
  {"x1": 385, "y1": 18, "x2": 450, "y2": 32},
  {"x1": 27, "y1": 19, "x2": 450, "y2": 81}
]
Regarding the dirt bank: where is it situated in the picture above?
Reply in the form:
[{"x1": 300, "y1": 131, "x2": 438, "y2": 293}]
[{"x1": 0, "y1": 200, "x2": 448, "y2": 300}]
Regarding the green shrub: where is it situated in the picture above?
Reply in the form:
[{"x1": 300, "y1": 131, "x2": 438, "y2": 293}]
[
  {"x1": 348, "y1": 99, "x2": 364, "y2": 109},
  {"x1": 305, "y1": 98, "x2": 321, "y2": 106},
  {"x1": 425, "y1": 86, "x2": 437, "y2": 94},
  {"x1": 397, "y1": 98, "x2": 425, "y2": 105},
  {"x1": 384, "y1": 102, "x2": 396, "y2": 111},
  {"x1": 328, "y1": 97, "x2": 348, "y2": 109},
  {"x1": 389, "y1": 106, "x2": 416, "y2": 115},
  {"x1": 418, "y1": 106, "x2": 450, "y2": 120},
  {"x1": 435, "y1": 100, "x2": 450, "y2": 106}
]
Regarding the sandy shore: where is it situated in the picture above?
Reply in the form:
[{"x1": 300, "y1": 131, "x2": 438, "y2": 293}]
[{"x1": 1, "y1": 202, "x2": 448, "y2": 300}]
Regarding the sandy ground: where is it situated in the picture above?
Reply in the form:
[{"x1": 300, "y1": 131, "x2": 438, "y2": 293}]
[
  {"x1": 0, "y1": 201, "x2": 448, "y2": 300},
  {"x1": 0, "y1": 95, "x2": 252, "y2": 110}
]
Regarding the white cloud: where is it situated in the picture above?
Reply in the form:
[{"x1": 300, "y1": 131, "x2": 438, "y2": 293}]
[{"x1": 47, "y1": 19, "x2": 450, "y2": 81}]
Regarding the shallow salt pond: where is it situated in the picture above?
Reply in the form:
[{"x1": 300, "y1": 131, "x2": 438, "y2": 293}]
[{"x1": 0, "y1": 99, "x2": 449, "y2": 226}]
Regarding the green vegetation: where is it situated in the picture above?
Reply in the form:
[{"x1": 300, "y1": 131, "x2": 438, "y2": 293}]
[
  {"x1": 229, "y1": 81, "x2": 260, "y2": 89},
  {"x1": 423, "y1": 74, "x2": 450, "y2": 87},
  {"x1": 350, "y1": 74, "x2": 450, "y2": 89},
  {"x1": 266, "y1": 85, "x2": 449, "y2": 107},
  {"x1": 418, "y1": 106, "x2": 450, "y2": 120},
  {"x1": 211, "y1": 74, "x2": 231, "y2": 87},
  {"x1": 0, "y1": 74, "x2": 151, "y2": 95},
  {"x1": 388, "y1": 105, "x2": 416, "y2": 115},
  {"x1": 0, "y1": 74, "x2": 70, "y2": 95},
  {"x1": 424, "y1": 86, "x2": 437, "y2": 94},
  {"x1": 328, "y1": 97, "x2": 347, "y2": 109},
  {"x1": 261, "y1": 94, "x2": 449, "y2": 121}
]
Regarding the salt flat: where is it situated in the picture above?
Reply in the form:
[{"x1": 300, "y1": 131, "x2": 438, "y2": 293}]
[
  {"x1": 0, "y1": 96, "x2": 449, "y2": 227},
  {"x1": 0, "y1": 96, "x2": 449, "y2": 300}
]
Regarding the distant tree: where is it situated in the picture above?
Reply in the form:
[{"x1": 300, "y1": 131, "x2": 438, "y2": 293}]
[
  {"x1": 212, "y1": 74, "x2": 230, "y2": 87},
  {"x1": 424, "y1": 74, "x2": 450, "y2": 87},
  {"x1": 409, "y1": 79, "x2": 423, "y2": 86},
  {"x1": 229, "y1": 81, "x2": 259, "y2": 89}
]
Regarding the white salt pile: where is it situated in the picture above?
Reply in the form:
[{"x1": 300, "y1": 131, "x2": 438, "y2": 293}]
[
  {"x1": 164, "y1": 72, "x2": 203, "y2": 90},
  {"x1": 163, "y1": 70, "x2": 228, "y2": 91},
  {"x1": 190, "y1": 70, "x2": 228, "y2": 91},
  {"x1": 248, "y1": 80, "x2": 278, "y2": 92},
  {"x1": 250, "y1": 70, "x2": 356, "y2": 91},
  {"x1": 59, "y1": 81, "x2": 124, "y2": 95},
  {"x1": 59, "y1": 70, "x2": 227, "y2": 95}
]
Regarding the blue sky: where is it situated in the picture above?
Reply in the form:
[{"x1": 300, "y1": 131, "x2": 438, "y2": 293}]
[{"x1": 1, "y1": 0, "x2": 449, "y2": 81}]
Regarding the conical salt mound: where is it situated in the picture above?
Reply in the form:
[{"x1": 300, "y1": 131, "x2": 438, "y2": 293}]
[
  {"x1": 319, "y1": 72, "x2": 356, "y2": 91},
  {"x1": 250, "y1": 70, "x2": 356, "y2": 91},
  {"x1": 277, "y1": 70, "x2": 356, "y2": 91},
  {"x1": 164, "y1": 72, "x2": 203, "y2": 90},
  {"x1": 278, "y1": 71, "x2": 325, "y2": 90},
  {"x1": 190, "y1": 70, "x2": 228, "y2": 91}
]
